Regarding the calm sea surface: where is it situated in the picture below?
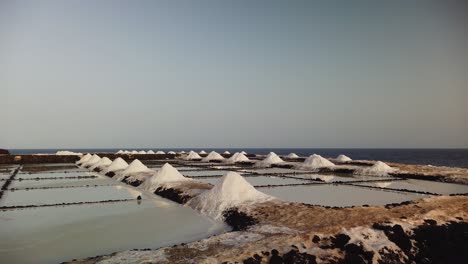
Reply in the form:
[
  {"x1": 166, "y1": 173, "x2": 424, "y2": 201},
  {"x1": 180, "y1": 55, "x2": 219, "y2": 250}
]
[{"x1": 9, "y1": 148, "x2": 468, "y2": 168}]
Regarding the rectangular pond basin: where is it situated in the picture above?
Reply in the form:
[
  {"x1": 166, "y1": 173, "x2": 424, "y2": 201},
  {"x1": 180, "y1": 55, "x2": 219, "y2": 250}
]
[
  {"x1": 0, "y1": 185, "x2": 135, "y2": 207},
  {"x1": 258, "y1": 184, "x2": 427, "y2": 207},
  {"x1": 182, "y1": 170, "x2": 234, "y2": 177},
  {"x1": 240, "y1": 168, "x2": 305, "y2": 174},
  {"x1": 15, "y1": 171, "x2": 94, "y2": 179},
  {"x1": 0, "y1": 197, "x2": 229, "y2": 264},
  {"x1": 9, "y1": 177, "x2": 116, "y2": 189},
  {"x1": 354, "y1": 179, "x2": 468, "y2": 195},
  {"x1": 288, "y1": 174, "x2": 397, "y2": 183},
  {"x1": 196, "y1": 175, "x2": 316, "y2": 186}
]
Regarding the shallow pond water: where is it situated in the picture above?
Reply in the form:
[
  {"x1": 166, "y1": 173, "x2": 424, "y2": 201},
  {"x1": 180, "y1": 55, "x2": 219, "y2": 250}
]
[
  {"x1": 15, "y1": 171, "x2": 92, "y2": 179},
  {"x1": 197, "y1": 175, "x2": 315, "y2": 186},
  {"x1": 355, "y1": 179, "x2": 468, "y2": 195},
  {"x1": 0, "y1": 199, "x2": 229, "y2": 264},
  {"x1": 288, "y1": 174, "x2": 395, "y2": 183},
  {"x1": 258, "y1": 184, "x2": 426, "y2": 207},
  {"x1": 183, "y1": 170, "x2": 233, "y2": 177},
  {"x1": 9, "y1": 177, "x2": 116, "y2": 189}
]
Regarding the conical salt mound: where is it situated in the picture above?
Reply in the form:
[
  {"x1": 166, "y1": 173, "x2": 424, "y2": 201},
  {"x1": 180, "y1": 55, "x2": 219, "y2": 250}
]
[
  {"x1": 114, "y1": 159, "x2": 151, "y2": 180},
  {"x1": 225, "y1": 152, "x2": 250, "y2": 164},
  {"x1": 140, "y1": 163, "x2": 190, "y2": 192},
  {"x1": 336, "y1": 154, "x2": 352, "y2": 162},
  {"x1": 81, "y1": 154, "x2": 101, "y2": 168},
  {"x1": 76, "y1": 153, "x2": 92, "y2": 165},
  {"x1": 116, "y1": 150, "x2": 124, "y2": 154},
  {"x1": 168, "y1": 151, "x2": 176, "y2": 154},
  {"x1": 138, "y1": 150, "x2": 146, "y2": 154},
  {"x1": 199, "y1": 150, "x2": 207, "y2": 155},
  {"x1": 147, "y1": 150, "x2": 155, "y2": 154},
  {"x1": 202, "y1": 151, "x2": 225, "y2": 162},
  {"x1": 255, "y1": 152, "x2": 284, "y2": 167},
  {"x1": 223, "y1": 151, "x2": 230, "y2": 155},
  {"x1": 299, "y1": 154, "x2": 334, "y2": 169},
  {"x1": 287, "y1": 153, "x2": 299, "y2": 159},
  {"x1": 90, "y1": 157, "x2": 112, "y2": 170},
  {"x1": 188, "y1": 172, "x2": 272, "y2": 219},
  {"x1": 240, "y1": 151, "x2": 247, "y2": 155},
  {"x1": 184, "y1": 151, "x2": 202, "y2": 160},
  {"x1": 156, "y1": 151, "x2": 165, "y2": 155},
  {"x1": 359, "y1": 161, "x2": 396, "y2": 176},
  {"x1": 102, "y1": 157, "x2": 128, "y2": 174}
]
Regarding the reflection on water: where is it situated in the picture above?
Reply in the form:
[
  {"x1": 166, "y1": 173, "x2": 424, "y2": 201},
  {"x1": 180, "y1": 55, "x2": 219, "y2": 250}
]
[
  {"x1": 357, "y1": 179, "x2": 468, "y2": 195},
  {"x1": 259, "y1": 184, "x2": 426, "y2": 207}
]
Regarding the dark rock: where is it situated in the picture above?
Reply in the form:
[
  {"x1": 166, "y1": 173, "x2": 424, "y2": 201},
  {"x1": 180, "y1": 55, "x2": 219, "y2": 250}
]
[
  {"x1": 105, "y1": 172, "x2": 115, "y2": 177},
  {"x1": 270, "y1": 249, "x2": 283, "y2": 264},
  {"x1": 137, "y1": 195, "x2": 142, "y2": 200},
  {"x1": 223, "y1": 208, "x2": 258, "y2": 231},
  {"x1": 154, "y1": 187, "x2": 191, "y2": 204},
  {"x1": 244, "y1": 257, "x2": 260, "y2": 264},
  {"x1": 424, "y1": 219, "x2": 437, "y2": 225},
  {"x1": 331, "y1": 234, "x2": 351, "y2": 250},
  {"x1": 373, "y1": 223, "x2": 412, "y2": 254},
  {"x1": 343, "y1": 243, "x2": 374, "y2": 264},
  {"x1": 282, "y1": 249, "x2": 317, "y2": 264},
  {"x1": 312, "y1": 235, "x2": 321, "y2": 243},
  {"x1": 0, "y1": 149, "x2": 10, "y2": 155}
]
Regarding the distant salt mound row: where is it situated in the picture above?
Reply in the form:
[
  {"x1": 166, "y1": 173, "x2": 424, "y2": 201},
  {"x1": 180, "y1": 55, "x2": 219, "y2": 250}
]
[
  {"x1": 90, "y1": 157, "x2": 112, "y2": 171},
  {"x1": 223, "y1": 151, "x2": 230, "y2": 155},
  {"x1": 138, "y1": 150, "x2": 147, "y2": 154},
  {"x1": 199, "y1": 150, "x2": 207, "y2": 155},
  {"x1": 81, "y1": 155, "x2": 101, "y2": 168},
  {"x1": 184, "y1": 151, "x2": 202, "y2": 160},
  {"x1": 202, "y1": 151, "x2": 225, "y2": 162},
  {"x1": 114, "y1": 159, "x2": 153, "y2": 181},
  {"x1": 102, "y1": 157, "x2": 128, "y2": 174},
  {"x1": 225, "y1": 152, "x2": 250, "y2": 164},
  {"x1": 287, "y1": 153, "x2": 299, "y2": 159},
  {"x1": 76, "y1": 153, "x2": 92, "y2": 165},
  {"x1": 359, "y1": 161, "x2": 397, "y2": 176},
  {"x1": 156, "y1": 151, "x2": 165, "y2": 155},
  {"x1": 56, "y1": 151, "x2": 82, "y2": 156},
  {"x1": 140, "y1": 163, "x2": 191, "y2": 192},
  {"x1": 188, "y1": 172, "x2": 272, "y2": 220},
  {"x1": 147, "y1": 150, "x2": 155, "y2": 154},
  {"x1": 168, "y1": 151, "x2": 176, "y2": 155},
  {"x1": 116, "y1": 150, "x2": 124, "y2": 154},
  {"x1": 255, "y1": 152, "x2": 284, "y2": 167},
  {"x1": 298, "y1": 154, "x2": 334, "y2": 169},
  {"x1": 336, "y1": 154, "x2": 352, "y2": 162}
]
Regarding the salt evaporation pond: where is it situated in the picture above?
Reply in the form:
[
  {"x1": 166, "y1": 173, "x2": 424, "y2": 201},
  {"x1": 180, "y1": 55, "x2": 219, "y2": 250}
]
[
  {"x1": 9, "y1": 177, "x2": 116, "y2": 189},
  {"x1": 197, "y1": 175, "x2": 314, "y2": 186},
  {"x1": 355, "y1": 179, "x2": 468, "y2": 195},
  {"x1": 15, "y1": 171, "x2": 92, "y2": 179},
  {"x1": 289, "y1": 174, "x2": 397, "y2": 183},
  {"x1": 0, "y1": 199, "x2": 229, "y2": 264},
  {"x1": 258, "y1": 185, "x2": 426, "y2": 207},
  {"x1": 183, "y1": 170, "x2": 234, "y2": 177},
  {"x1": 243, "y1": 168, "x2": 306, "y2": 174}
]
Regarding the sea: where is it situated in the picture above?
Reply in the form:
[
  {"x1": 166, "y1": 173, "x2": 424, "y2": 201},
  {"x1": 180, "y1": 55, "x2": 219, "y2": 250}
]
[{"x1": 8, "y1": 148, "x2": 468, "y2": 168}]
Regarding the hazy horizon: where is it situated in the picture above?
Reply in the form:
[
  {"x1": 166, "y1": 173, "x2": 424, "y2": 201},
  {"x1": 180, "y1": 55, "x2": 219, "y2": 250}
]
[{"x1": 2, "y1": 1, "x2": 467, "y2": 149}]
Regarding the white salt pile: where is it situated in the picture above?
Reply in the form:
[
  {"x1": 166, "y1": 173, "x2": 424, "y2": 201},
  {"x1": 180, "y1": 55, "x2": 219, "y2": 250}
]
[
  {"x1": 184, "y1": 151, "x2": 202, "y2": 160},
  {"x1": 123, "y1": 150, "x2": 131, "y2": 154},
  {"x1": 336, "y1": 154, "x2": 352, "y2": 162},
  {"x1": 81, "y1": 154, "x2": 101, "y2": 168},
  {"x1": 138, "y1": 150, "x2": 147, "y2": 154},
  {"x1": 375, "y1": 182, "x2": 392, "y2": 188},
  {"x1": 101, "y1": 157, "x2": 128, "y2": 174},
  {"x1": 131, "y1": 150, "x2": 139, "y2": 154},
  {"x1": 359, "y1": 161, "x2": 397, "y2": 176},
  {"x1": 114, "y1": 159, "x2": 153, "y2": 181},
  {"x1": 89, "y1": 157, "x2": 112, "y2": 170},
  {"x1": 116, "y1": 150, "x2": 124, "y2": 154},
  {"x1": 298, "y1": 154, "x2": 335, "y2": 169},
  {"x1": 199, "y1": 150, "x2": 207, "y2": 155},
  {"x1": 156, "y1": 151, "x2": 165, "y2": 155},
  {"x1": 202, "y1": 151, "x2": 225, "y2": 162},
  {"x1": 147, "y1": 150, "x2": 155, "y2": 154},
  {"x1": 76, "y1": 153, "x2": 92, "y2": 165},
  {"x1": 56, "y1": 151, "x2": 82, "y2": 156},
  {"x1": 179, "y1": 151, "x2": 186, "y2": 154},
  {"x1": 223, "y1": 151, "x2": 230, "y2": 155},
  {"x1": 255, "y1": 152, "x2": 284, "y2": 167},
  {"x1": 168, "y1": 151, "x2": 176, "y2": 155},
  {"x1": 140, "y1": 163, "x2": 191, "y2": 192},
  {"x1": 240, "y1": 151, "x2": 247, "y2": 155},
  {"x1": 188, "y1": 172, "x2": 272, "y2": 220},
  {"x1": 287, "y1": 153, "x2": 299, "y2": 159},
  {"x1": 225, "y1": 152, "x2": 250, "y2": 164}
]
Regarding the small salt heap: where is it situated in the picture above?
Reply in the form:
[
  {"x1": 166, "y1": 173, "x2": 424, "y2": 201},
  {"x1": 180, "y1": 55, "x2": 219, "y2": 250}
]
[
  {"x1": 168, "y1": 151, "x2": 176, "y2": 155},
  {"x1": 140, "y1": 163, "x2": 191, "y2": 192},
  {"x1": 147, "y1": 150, "x2": 155, "y2": 154},
  {"x1": 359, "y1": 161, "x2": 397, "y2": 176},
  {"x1": 116, "y1": 150, "x2": 124, "y2": 154},
  {"x1": 101, "y1": 157, "x2": 128, "y2": 174},
  {"x1": 240, "y1": 151, "x2": 247, "y2": 155},
  {"x1": 179, "y1": 151, "x2": 186, "y2": 154},
  {"x1": 336, "y1": 154, "x2": 352, "y2": 162},
  {"x1": 184, "y1": 151, "x2": 202, "y2": 160},
  {"x1": 131, "y1": 150, "x2": 139, "y2": 154},
  {"x1": 255, "y1": 152, "x2": 284, "y2": 167},
  {"x1": 81, "y1": 154, "x2": 101, "y2": 168},
  {"x1": 123, "y1": 150, "x2": 131, "y2": 154},
  {"x1": 202, "y1": 151, "x2": 225, "y2": 162},
  {"x1": 156, "y1": 151, "x2": 165, "y2": 155},
  {"x1": 56, "y1": 151, "x2": 82, "y2": 156},
  {"x1": 199, "y1": 150, "x2": 207, "y2": 155},
  {"x1": 287, "y1": 153, "x2": 299, "y2": 159},
  {"x1": 89, "y1": 157, "x2": 112, "y2": 171},
  {"x1": 375, "y1": 182, "x2": 392, "y2": 188},
  {"x1": 225, "y1": 152, "x2": 250, "y2": 164},
  {"x1": 114, "y1": 159, "x2": 153, "y2": 181},
  {"x1": 188, "y1": 172, "x2": 272, "y2": 219},
  {"x1": 76, "y1": 153, "x2": 92, "y2": 165},
  {"x1": 298, "y1": 154, "x2": 334, "y2": 169},
  {"x1": 223, "y1": 151, "x2": 230, "y2": 155},
  {"x1": 138, "y1": 150, "x2": 147, "y2": 154}
]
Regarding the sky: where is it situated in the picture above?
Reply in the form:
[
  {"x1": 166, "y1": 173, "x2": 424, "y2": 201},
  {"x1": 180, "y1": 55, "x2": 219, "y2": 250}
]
[{"x1": 1, "y1": 0, "x2": 467, "y2": 149}]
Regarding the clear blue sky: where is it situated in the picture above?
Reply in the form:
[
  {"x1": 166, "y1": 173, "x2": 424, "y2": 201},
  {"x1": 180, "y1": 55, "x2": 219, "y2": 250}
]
[{"x1": 1, "y1": 0, "x2": 467, "y2": 148}]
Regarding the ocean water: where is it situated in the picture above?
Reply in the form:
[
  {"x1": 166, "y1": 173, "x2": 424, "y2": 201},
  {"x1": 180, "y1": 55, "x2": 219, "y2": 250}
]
[{"x1": 8, "y1": 148, "x2": 468, "y2": 168}]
